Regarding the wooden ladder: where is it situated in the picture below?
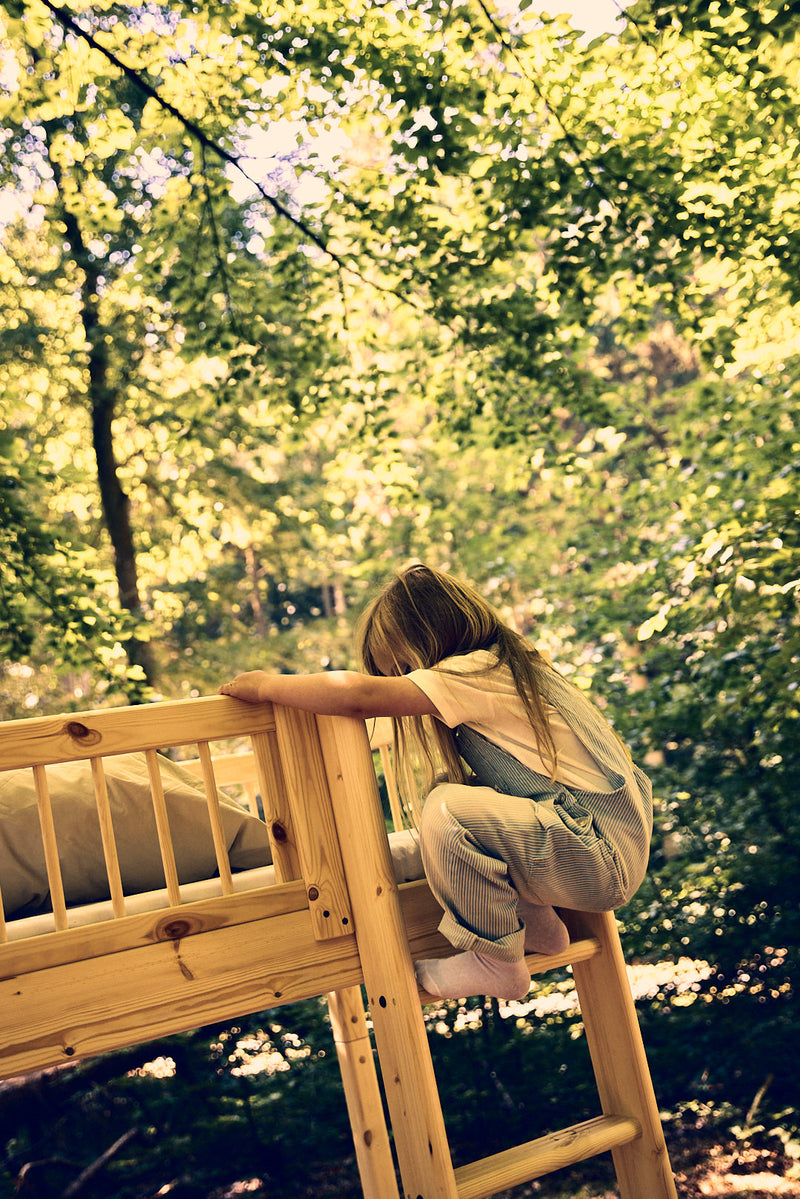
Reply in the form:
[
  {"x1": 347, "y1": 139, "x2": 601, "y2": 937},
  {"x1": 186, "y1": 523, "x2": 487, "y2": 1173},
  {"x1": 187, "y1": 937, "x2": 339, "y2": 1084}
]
[{"x1": 285, "y1": 708, "x2": 677, "y2": 1199}]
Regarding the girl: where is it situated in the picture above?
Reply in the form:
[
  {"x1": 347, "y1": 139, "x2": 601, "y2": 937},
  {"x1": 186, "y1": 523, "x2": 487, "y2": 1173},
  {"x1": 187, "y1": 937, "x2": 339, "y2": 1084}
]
[{"x1": 219, "y1": 564, "x2": 653, "y2": 1002}]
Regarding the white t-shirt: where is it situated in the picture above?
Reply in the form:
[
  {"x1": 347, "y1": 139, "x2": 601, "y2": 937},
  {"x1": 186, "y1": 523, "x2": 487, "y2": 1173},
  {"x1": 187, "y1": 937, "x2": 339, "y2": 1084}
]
[{"x1": 407, "y1": 650, "x2": 613, "y2": 793}]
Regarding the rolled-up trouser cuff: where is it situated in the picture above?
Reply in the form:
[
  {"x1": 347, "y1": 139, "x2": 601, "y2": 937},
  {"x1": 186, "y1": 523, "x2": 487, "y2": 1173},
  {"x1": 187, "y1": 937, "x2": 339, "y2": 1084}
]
[
  {"x1": 437, "y1": 910, "x2": 526, "y2": 962},
  {"x1": 420, "y1": 783, "x2": 531, "y2": 961}
]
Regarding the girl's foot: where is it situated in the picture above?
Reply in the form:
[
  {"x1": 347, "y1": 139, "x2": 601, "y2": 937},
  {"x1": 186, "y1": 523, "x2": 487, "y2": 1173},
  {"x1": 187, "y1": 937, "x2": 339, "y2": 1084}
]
[
  {"x1": 415, "y1": 951, "x2": 531, "y2": 1001},
  {"x1": 517, "y1": 898, "x2": 570, "y2": 955}
]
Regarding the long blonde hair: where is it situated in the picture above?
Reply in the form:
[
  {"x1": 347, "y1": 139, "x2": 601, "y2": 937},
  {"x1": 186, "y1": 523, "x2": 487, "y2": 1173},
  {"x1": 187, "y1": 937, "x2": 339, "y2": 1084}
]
[{"x1": 357, "y1": 564, "x2": 558, "y2": 823}]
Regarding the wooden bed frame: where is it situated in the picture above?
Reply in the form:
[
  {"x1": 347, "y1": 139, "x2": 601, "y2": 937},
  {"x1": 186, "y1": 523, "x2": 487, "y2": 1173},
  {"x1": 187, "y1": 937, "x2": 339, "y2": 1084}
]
[{"x1": 0, "y1": 694, "x2": 677, "y2": 1199}]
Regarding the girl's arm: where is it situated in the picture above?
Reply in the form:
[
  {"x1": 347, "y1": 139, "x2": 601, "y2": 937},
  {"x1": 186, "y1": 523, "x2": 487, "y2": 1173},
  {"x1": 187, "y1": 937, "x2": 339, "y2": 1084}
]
[{"x1": 218, "y1": 670, "x2": 439, "y2": 719}]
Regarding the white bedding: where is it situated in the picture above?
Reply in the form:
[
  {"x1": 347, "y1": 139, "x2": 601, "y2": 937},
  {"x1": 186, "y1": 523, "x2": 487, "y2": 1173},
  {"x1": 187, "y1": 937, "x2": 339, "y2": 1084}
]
[
  {"x1": 0, "y1": 752, "x2": 270, "y2": 920},
  {"x1": 4, "y1": 829, "x2": 424, "y2": 942}
]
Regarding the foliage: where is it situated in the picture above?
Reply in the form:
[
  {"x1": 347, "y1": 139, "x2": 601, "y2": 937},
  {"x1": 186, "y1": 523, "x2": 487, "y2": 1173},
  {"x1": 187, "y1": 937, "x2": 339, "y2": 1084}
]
[{"x1": 0, "y1": 427, "x2": 152, "y2": 706}]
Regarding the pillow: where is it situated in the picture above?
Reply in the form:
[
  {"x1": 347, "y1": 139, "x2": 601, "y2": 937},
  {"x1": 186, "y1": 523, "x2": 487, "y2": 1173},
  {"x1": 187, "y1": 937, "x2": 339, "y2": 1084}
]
[
  {"x1": 0, "y1": 752, "x2": 271, "y2": 918},
  {"x1": 387, "y1": 829, "x2": 424, "y2": 884}
]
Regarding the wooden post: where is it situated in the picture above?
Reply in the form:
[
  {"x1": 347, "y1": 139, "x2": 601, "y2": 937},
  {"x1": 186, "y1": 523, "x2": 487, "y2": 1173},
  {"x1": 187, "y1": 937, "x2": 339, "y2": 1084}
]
[
  {"x1": 327, "y1": 986, "x2": 400, "y2": 1199},
  {"x1": 317, "y1": 714, "x2": 458, "y2": 1199},
  {"x1": 271, "y1": 705, "x2": 396, "y2": 1196},
  {"x1": 250, "y1": 728, "x2": 301, "y2": 882},
  {"x1": 272, "y1": 706, "x2": 353, "y2": 940}
]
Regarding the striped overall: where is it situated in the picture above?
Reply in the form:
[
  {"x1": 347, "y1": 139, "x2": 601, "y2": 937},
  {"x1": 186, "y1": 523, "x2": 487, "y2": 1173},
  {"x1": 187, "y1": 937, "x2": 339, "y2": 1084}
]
[{"x1": 418, "y1": 670, "x2": 653, "y2": 963}]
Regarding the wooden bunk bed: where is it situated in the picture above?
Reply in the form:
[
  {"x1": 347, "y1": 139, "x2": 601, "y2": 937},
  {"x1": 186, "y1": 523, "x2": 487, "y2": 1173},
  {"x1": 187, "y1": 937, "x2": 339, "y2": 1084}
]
[{"x1": 0, "y1": 694, "x2": 677, "y2": 1199}]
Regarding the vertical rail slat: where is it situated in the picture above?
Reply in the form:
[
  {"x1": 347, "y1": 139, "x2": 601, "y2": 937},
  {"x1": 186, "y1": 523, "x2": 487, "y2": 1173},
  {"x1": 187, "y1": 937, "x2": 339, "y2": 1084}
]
[
  {"x1": 144, "y1": 749, "x2": 181, "y2": 906},
  {"x1": 242, "y1": 780, "x2": 259, "y2": 816},
  {"x1": 90, "y1": 757, "x2": 126, "y2": 918},
  {"x1": 251, "y1": 729, "x2": 301, "y2": 882},
  {"x1": 378, "y1": 744, "x2": 405, "y2": 831},
  {"x1": 33, "y1": 764, "x2": 68, "y2": 932},
  {"x1": 401, "y1": 755, "x2": 423, "y2": 828},
  {"x1": 196, "y1": 741, "x2": 234, "y2": 895}
]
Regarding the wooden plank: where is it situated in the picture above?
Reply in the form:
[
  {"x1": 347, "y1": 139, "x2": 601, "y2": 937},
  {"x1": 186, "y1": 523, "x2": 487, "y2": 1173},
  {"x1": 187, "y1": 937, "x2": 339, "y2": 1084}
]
[
  {"x1": 317, "y1": 714, "x2": 459, "y2": 1199},
  {"x1": 563, "y1": 910, "x2": 678, "y2": 1199},
  {"x1": 273, "y1": 706, "x2": 353, "y2": 940},
  {"x1": 0, "y1": 909, "x2": 363, "y2": 1081},
  {"x1": 397, "y1": 880, "x2": 603, "y2": 995},
  {"x1": 454, "y1": 1115, "x2": 641, "y2": 1199},
  {"x1": 0, "y1": 695, "x2": 277, "y2": 771},
  {"x1": 399, "y1": 879, "x2": 453, "y2": 961},
  {"x1": 1, "y1": 874, "x2": 444, "y2": 988},
  {"x1": 180, "y1": 751, "x2": 258, "y2": 786},
  {"x1": 0, "y1": 880, "x2": 308, "y2": 981}
]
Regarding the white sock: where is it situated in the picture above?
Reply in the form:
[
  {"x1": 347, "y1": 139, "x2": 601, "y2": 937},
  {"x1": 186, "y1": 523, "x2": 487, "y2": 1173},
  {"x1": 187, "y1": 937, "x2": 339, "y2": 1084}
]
[
  {"x1": 517, "y1": 898, "x2": 570, "y2": 955},
  {"x1": 415, "y1": 951, "x2": 531, "y2": 1001}
]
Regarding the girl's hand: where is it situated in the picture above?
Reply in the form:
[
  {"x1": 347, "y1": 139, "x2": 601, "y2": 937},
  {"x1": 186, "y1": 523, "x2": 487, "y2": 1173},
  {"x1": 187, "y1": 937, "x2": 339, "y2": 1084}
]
[{"x1": 218, "y1": 672, "x2": 269, "y2": 704}]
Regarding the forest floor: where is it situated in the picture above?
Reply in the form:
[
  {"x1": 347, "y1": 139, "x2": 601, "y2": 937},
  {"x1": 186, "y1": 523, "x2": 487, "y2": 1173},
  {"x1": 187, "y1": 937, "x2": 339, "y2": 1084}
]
[
  {"x1": 669, "y1": 1134, "x2": 800, "y2": 1198},
  {"x1": 242, "y1": 1131, "x2": 800, "y2": 1199},
  {"x1": 385, "y1": 1133, "x2": 800, "y2": 1199},
  {"x1": 538, "y1": 1132, "x2": 800, "y2": 1198}
]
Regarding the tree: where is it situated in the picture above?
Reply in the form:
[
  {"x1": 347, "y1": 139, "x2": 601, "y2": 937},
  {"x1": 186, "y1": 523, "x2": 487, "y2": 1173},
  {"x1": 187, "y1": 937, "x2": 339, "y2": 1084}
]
[{"x1": 2, "y1": 0, "x2": 798, "y2": 692}]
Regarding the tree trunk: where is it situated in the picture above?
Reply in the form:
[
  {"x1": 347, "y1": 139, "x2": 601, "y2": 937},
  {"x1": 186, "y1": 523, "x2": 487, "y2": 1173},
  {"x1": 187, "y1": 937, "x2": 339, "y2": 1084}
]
[
  {"x1": 46, "y1": 134, "x2": 156, "y2": 687},
  {"x1": 245, "y1": 545, "x2": 269, "y2": 638},
  {"x1": 90, "y1": 382, "x2": 156, "y2": 684}
]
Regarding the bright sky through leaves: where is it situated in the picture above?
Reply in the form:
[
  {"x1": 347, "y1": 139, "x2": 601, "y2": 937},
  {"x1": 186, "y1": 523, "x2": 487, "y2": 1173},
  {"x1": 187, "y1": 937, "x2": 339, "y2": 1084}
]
[
  {"x1": 228, "y1": 0, "x2": 630, "y2": 221},
  {"x1": 554, "y1": 0, "x2": 629, "y2": 39}
]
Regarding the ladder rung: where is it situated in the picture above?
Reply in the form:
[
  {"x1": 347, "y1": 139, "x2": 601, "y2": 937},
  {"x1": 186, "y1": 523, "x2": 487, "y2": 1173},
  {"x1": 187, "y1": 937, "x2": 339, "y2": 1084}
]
[
  {"x1": 418, "y1": 937, "x2": 603, "y2": 1005},
  {"x1": 525, "y1": 935, "x2": 602, "y2": 975},
  {"x1": 454, "y1": 1114, "x2": 641, "y2": 1199}
]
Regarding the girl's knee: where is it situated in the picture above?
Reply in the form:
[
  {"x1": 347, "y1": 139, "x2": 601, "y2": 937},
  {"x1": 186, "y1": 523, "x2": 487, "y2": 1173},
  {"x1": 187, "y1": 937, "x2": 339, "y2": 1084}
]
[
  {"x1": 420, "y1": 783, "x2": 455, "y2": 836},
  {"x1": 420, "y1": 782, "x2": 499, "y2": 845},
  {"x1": 420, "y1": 783, "x2": 467, "y2": 848}
]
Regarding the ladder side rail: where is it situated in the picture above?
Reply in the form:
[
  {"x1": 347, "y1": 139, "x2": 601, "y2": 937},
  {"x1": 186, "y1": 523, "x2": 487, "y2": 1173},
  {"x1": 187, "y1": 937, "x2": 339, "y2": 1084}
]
[{"x1": 563, "y1": 909, "x2": 678, "y2": 1199}]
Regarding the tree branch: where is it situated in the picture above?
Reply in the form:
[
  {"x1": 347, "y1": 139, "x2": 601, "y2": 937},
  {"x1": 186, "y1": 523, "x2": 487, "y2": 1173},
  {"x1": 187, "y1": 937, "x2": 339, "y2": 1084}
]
[
  {"x1": 62, "y1": 1129, "x2": 140, "y2": 1198},
  {"x1": 38, "y1": 0, "x2": 427, "y2": 311},
  {"x1": 472, "y1": 0, "x2": 679, "y2": 229}
]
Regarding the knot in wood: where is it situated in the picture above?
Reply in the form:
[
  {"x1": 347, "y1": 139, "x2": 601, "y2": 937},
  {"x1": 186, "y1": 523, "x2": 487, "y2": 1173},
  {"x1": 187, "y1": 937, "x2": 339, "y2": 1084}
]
[
  {"x1": 160, "y1": 919, "x2": 192, "y2": 941},
  {"x1": 63, "y1": 721, "x2": 102, "y2": 746},
  {"x1": 307, "y1": 886, "x2": 320, "y2": 902},
  {"x1": 270, "y1": 821, "x2": 288, "y2": 843}
]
